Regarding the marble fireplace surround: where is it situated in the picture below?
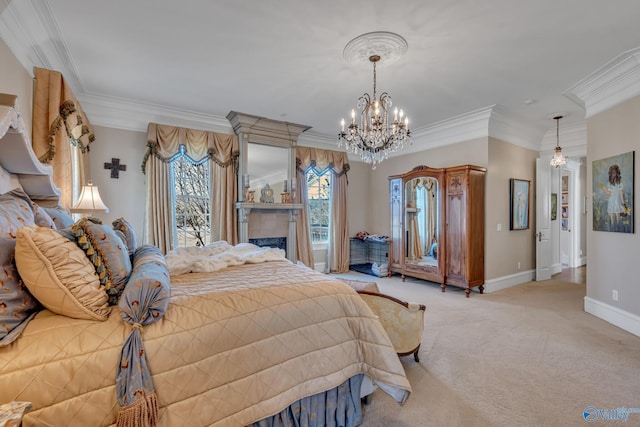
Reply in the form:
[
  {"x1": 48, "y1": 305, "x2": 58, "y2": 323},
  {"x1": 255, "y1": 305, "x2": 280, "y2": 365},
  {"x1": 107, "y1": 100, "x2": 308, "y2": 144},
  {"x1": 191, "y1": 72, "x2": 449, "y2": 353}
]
[{"x1": 236, "y1": 202, "x2": 303, "y2": 262}]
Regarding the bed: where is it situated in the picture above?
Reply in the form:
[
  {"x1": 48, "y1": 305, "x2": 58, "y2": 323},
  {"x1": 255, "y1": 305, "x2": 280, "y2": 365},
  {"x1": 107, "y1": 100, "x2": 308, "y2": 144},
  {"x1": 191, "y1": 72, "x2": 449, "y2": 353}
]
[{"x1": 0, "y1": 95, "x2": 411, "y2": 426}]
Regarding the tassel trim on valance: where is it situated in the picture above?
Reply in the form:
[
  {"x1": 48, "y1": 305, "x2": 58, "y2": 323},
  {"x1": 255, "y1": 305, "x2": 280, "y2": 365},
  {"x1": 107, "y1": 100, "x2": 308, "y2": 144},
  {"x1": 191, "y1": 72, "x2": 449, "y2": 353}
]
[
  {"x1": 116, "y1": 391, "x2": 159, "y2": 427},
  {"x1": 39, "y1": 100, "x2": 95, "y2": 163},
  {"x1": 141, "y1": 141, "x2": 239, "y2": 173},
  {"x1": 296, "y1": 158, "x2": 350, "y2": 181}
]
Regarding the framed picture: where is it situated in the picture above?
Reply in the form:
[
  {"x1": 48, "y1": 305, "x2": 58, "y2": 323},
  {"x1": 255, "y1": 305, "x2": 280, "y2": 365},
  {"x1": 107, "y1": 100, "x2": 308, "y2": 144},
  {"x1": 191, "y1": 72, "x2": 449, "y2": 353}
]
[
  {"x1": 561, "y1": 192, "x2": 568, "y2": 205},
  {"x1": 562, "y1": 219, "x2": 568, "y2": 231},
  {"x1": 510, "y1": 178, "x2": 530, "y2": 230},
  {"x1": 562, "y1": 206, "x2": 568, "y2": 219},
  {"x1": 592, "y1": 151, "x2": 635, "y2": 233},
  {"x1": 562, "y1": 175, "x2": 569, "y2": 192},
  {"x1": 551, "y1": 193, "x2": 558, "y2": 220}
]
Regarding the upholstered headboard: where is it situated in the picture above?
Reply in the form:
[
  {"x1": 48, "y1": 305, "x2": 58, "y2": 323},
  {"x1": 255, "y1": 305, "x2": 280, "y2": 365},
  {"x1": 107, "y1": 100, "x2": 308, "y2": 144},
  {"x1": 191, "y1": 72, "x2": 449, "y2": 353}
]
[{"x1": 0, "y1": 93, "x2": 60, "y2": 204}]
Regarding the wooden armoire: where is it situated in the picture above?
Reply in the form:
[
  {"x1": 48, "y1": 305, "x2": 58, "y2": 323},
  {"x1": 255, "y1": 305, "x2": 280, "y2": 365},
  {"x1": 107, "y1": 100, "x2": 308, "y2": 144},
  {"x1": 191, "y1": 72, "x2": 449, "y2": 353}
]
[
  {"x1": 444, "y1": 165, "x2": 486, "y2": 296},
  {"x1": 389, "y1": 164, "x2": 486, "y2": 297}
]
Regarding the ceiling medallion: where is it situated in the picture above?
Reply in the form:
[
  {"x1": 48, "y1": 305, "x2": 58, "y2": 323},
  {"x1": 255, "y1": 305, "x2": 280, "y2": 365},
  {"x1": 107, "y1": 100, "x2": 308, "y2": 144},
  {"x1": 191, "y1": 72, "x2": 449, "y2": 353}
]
[
  {"x1": 338, "y1": 32, "x2": 411, "y2": 169},
  {"x1": 343, "y1": 31, "x2": 408, "y2": 66}
]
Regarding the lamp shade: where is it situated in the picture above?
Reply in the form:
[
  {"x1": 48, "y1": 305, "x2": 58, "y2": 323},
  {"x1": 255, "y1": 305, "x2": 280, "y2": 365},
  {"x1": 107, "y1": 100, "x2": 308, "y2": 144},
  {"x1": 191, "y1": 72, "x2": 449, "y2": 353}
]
[{"x1": 70, "y1": 182, "x2": 109, "y2": 214}]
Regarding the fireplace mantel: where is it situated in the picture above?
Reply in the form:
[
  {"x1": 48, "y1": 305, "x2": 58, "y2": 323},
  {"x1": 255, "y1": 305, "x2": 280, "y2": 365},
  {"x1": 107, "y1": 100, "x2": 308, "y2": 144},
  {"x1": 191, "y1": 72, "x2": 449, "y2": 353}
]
[{"x1": 236, "y1": 202, "x2": 303, "y2": 262}]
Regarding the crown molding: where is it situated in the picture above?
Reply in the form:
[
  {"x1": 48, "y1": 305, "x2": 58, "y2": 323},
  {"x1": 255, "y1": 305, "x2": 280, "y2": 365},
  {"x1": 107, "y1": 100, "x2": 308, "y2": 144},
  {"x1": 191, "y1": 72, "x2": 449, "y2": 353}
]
[
  {"x1": 564, "y1": 47, "x2": 640, "y2": 118},
  {"x1": 407, "y1": 106, "x2": 494, "y2": 151},
  {"x1": 298, "y1": 131, "x2": 336, "y2": 148},
  {"x1": 78, "y1": 92, "x2": 233, "y2": 134},
  {"x1": 539, "y1": 121, "x2": 587, "y2": 151},
  {"x1": 488, "y1": 106, "x2": 545, "y2": 150},
  {"x1": 305, "y1": 104, "x2": 549, "y2": 163},
  {"x1": 0, "y1": 0, "x2": 82, "y2": 90}
]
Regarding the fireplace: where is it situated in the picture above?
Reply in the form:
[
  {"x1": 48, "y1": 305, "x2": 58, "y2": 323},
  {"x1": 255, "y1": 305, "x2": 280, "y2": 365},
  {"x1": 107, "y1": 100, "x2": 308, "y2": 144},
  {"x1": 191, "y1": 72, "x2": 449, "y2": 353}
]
[
  {"x1": 249, "y1": 237, "x2": 287, "y2": 255},
  {"x1": 236, "y1": 202, "x2": 303, "y2": 262}
]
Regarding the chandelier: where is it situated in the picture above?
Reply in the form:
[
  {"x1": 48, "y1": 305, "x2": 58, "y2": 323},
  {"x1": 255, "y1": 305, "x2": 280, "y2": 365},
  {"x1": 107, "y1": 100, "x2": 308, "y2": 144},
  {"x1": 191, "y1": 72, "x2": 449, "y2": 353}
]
[
  {"x1": 549, "y1": 115, "x2": 568, "y2": 168},
  {"x1": 338, "y1": 32, "x2": 411, "y2": 169}
]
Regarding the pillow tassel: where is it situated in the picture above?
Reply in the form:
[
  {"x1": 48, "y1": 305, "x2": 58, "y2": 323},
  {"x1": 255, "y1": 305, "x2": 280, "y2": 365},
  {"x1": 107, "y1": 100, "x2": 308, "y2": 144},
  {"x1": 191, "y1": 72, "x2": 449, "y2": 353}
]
[{"x1": 116, "y1": 391, "x2": 158, "y2": 427}]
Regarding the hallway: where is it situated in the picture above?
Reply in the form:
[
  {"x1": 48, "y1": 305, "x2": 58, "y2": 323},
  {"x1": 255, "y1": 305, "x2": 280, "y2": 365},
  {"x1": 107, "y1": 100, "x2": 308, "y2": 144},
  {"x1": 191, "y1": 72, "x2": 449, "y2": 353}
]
[{"x1": 554, "y1": 265, "x2": 586, "y2": 285}]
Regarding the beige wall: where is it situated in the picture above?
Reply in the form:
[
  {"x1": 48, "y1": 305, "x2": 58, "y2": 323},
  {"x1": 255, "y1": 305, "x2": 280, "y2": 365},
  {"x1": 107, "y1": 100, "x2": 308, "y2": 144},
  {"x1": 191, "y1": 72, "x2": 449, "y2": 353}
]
[
  {"x1": 587, "y1": 95, "x2": 640, "y2": 316},
  {"x1": 0, "y1": 37, "x2": 32, "y2": 136},
  {"x1": 486, "y1": 138, "x2": 538, "y2": 279},
  {"x1": 346, "y1": 161, "x2": 372, "y2": 236},
  {"x1": 89, "y1": 126, "x2": 147, "y2": 244},
  {"x1": 362, "y1": 138, "x2": 489, "y2": 236}
]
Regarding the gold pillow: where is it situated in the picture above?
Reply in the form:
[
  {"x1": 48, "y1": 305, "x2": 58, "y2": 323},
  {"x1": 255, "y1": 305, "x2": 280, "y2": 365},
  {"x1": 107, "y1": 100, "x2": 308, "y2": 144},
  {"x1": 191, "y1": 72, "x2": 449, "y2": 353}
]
[{"x1": 15, "y1": 226, "x2": 110, "y2": 320}]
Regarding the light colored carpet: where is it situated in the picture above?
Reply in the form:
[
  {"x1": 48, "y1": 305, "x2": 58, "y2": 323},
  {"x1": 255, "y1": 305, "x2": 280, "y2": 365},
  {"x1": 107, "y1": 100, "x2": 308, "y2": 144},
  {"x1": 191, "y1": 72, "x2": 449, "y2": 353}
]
[{"x1": 331, "y1": 271, "x2": 640, "y2": 427}]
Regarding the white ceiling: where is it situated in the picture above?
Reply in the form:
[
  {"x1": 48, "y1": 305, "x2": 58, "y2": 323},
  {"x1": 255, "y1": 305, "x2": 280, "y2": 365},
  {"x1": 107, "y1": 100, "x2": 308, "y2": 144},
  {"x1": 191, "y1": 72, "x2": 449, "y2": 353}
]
[{"x1": 3, "y1": 0, "x2": 640, "y2": 149}]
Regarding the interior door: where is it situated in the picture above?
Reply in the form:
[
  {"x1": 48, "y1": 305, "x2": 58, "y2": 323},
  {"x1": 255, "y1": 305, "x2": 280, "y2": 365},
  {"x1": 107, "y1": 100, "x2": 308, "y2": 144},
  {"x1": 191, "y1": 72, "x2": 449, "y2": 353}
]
[
  {"x1": 535, "y1": 158, "x2": 552, "y2": 281},
  {"x1": 560, "y1": 169, "x2": 574, "y2": 267}
]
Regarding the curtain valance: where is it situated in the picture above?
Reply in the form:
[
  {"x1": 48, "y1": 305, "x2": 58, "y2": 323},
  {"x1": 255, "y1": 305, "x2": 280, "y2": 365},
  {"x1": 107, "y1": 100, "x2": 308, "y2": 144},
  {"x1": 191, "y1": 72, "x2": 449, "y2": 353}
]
[
  {"x1": 32, "y1": 67, "x2": 95, "y2": 163},
  {"x1": 142, "y1": 123, "x2": 238, "y2": 172},
  {"x1": 32, "y1": 67, "x2": 94, "y2": 209},
  {"x1": 296, "y1": 146, "x2": 350, "y2": 177}
]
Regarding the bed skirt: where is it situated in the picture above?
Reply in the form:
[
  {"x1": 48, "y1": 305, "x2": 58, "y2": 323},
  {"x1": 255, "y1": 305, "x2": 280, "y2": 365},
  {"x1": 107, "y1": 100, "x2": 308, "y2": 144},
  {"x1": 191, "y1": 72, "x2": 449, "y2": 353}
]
[{"x1": 252, "y1": 374, "x2": 364, "y2": 427}]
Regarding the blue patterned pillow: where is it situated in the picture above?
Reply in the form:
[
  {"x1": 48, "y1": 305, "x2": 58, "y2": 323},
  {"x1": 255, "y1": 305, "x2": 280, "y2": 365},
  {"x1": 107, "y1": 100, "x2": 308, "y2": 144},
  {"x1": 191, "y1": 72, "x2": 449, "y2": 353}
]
[
  {"x1": 72, "y1": 218, "x2": 132, "y2": 305},
  {"x1": 0, "y1": 190, "x2": 40, "y2": 347},
  {"x1": 5, "y1": 188, "x2": 56, "y2": 230},
  {"x1": 42, "y1": 205, "x2": 74, "y2": 229},
  {"x1": 112, "y1": 217, "x2": 137, "y2": 256}
]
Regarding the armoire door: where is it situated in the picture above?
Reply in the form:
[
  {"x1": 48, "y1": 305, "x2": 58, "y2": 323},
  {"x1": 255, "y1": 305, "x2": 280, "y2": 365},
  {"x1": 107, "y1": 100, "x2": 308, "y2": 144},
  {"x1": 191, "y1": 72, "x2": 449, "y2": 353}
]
[
  {"x1": 446, "y1": 170, "x2": 467, "y2": 286},
  {"x1": 389, "y1": 177, "x2": 403, "y2": 274}
]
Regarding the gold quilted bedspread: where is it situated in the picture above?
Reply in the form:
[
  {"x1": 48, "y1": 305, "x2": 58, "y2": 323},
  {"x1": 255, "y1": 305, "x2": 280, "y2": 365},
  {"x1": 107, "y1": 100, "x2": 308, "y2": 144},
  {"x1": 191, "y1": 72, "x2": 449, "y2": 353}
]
[{"x1": 0, "y1": 261, "x2": 410, "y2": 426}]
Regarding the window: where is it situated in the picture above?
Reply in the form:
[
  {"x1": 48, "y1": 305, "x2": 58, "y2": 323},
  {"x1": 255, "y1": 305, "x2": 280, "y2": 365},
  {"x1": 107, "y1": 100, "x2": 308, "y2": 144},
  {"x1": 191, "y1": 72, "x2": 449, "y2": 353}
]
[
  {"x1": 171, "y1": 146, "x2": 211, "y2": 248},
  {"x1": 306, "y1": 168, "x2": 331, "y2": 244}
]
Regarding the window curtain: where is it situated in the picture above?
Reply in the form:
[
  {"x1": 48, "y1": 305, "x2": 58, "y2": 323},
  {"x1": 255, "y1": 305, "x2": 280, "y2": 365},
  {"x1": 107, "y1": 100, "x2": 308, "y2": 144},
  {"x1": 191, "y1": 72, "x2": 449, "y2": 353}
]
[
  {"x1": 32, "y1": 67, "x2": 95, "y2": 209},
  {"x1": 142, "y1": 123, "x2": 238, "y2": 253},
  {"x1": 296, "y1": 147, "x2": 350, "y2": 273}
]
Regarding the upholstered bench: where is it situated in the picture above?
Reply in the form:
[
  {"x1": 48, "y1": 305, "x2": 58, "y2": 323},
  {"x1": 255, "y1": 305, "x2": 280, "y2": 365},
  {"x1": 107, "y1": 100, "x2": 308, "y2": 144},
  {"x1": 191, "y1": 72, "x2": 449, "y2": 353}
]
[{"x1": 356, "y1": 291, "x2": 426, "y2": 362}]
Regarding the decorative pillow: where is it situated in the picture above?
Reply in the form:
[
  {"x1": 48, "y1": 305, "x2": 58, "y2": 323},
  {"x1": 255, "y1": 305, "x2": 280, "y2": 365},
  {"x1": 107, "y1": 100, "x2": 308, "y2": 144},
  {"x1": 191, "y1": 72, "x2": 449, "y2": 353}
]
[
  {"x1": 72, "y1": 218, "x2": 132, "y2": 305},
  {"x1": 114, "y1": 229, "x2": 128, "y2": 249},
  {"x1": 15, "y1": 226, "x2": 110, "y2": 320},
  {"x1": 0, "y1": 190, "x2": 40, "y2": 347},
  {"x1": 112, "y1": 217, "x2": 137, "y2": 256},
  {"x1": 4, "y1": 188, "x2": 55, "y2": 230},
  {"x1": 120, "y1": 244, "x2": 170, "y2": 315},
  {"x1": 42, "y1": 205, "x2": 74, "y2": 229},
  {"x1": 33, "y1": 204, "x2": 56, "y2": 229}
]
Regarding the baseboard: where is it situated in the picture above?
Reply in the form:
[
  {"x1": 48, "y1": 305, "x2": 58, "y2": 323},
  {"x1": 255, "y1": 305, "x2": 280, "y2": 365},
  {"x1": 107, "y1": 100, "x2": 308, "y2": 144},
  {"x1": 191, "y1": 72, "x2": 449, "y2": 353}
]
[
  {"x1": 314, "y1": 262, "x2": 326, "y2": 273},
  {"x1": 579, "y1": 256, "x2": 587, "y2": 266},
  {"x1": 483, "y1": 270, "x2": 535, "y2": 293},
  {"x1": 551, "y1": 263, "x2": 562, "y2": 275},
  {"x1": 584, "y1": 297, "x2": 640, "y2": 338}
]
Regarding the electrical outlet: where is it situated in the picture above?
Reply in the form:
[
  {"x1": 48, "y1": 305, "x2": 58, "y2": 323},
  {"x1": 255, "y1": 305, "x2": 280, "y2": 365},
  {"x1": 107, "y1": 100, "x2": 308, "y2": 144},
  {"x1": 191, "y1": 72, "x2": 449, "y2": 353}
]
[
  {"x1": 497, "y1": 223, "x2": 502, "y2": 231},
  {"x1": 517, "y1": 261, "x2": 521, "y2": 269},
  {"x1": 612, "y1": 290, "x2": 619, "y2": 301}
]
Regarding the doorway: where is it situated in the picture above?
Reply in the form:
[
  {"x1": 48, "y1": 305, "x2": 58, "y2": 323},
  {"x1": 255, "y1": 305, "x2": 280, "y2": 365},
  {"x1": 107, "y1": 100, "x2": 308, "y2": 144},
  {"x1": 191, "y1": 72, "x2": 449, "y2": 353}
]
[{"x1": 559, "y1": 159, "x2": 586, "y2": 270}]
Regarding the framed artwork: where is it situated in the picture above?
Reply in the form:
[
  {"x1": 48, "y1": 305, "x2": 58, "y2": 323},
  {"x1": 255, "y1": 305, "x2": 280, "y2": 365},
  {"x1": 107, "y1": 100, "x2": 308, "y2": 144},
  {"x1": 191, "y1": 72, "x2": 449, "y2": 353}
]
[
  {"x1": 562, "y1": 175, "x2": 569, "y2": 192},
  {"x1": 562, "y1": 219, "x2": 568, "y2": 231},
  {"x1": 551, "y1": 193, "x2": 558, "y2": 220},
  {"x1": 562, "y1": 206, "x2": 568, "y2": 219},
  {"x1": 510, "y1": 178, "x2": 530, "y2": 230},
  {"x1": 561, "y1": 192, "x2": 568, "y2": 205},
  {"x1": 592, "y1": 151, "x2": 635, "y2": 233}
]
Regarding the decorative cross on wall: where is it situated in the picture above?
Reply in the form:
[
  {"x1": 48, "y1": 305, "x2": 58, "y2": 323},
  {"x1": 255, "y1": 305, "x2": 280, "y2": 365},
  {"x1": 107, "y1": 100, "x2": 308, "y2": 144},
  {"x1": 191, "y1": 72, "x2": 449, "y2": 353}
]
[{"x1": 104, "y1": 158, "x2": 127, "y2": 179}]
